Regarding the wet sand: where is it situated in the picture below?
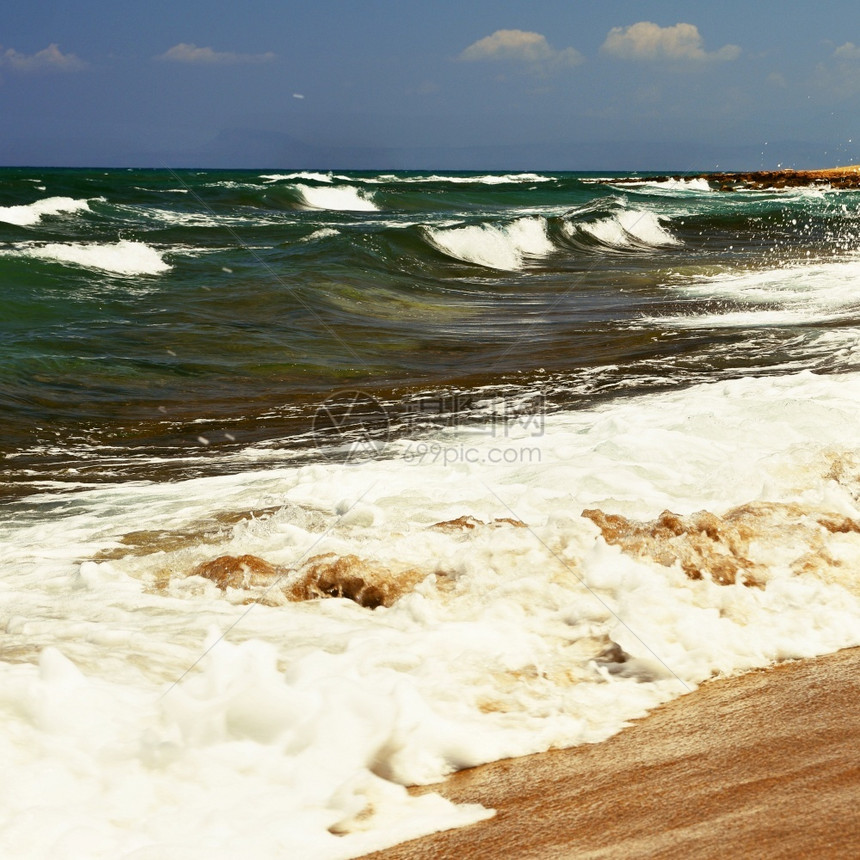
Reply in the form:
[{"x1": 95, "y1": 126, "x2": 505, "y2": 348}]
[{"x1": 364, "y1": 647, "x2": 860, "y2": 859}]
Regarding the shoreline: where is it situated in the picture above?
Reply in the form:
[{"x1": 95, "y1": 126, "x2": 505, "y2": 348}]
[
  {"x1": 364, "y1": 647, "x2": 860, "y2": 859},
  {"x1": 610, "y1": 164, "x2": 860, "y2": 190}
]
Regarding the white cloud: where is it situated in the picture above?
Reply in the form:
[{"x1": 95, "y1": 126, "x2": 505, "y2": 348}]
[
  {"x1": 1, "y1": 43, "x2": 86, "y2": 72},
  {"x1": 601, "y1": 22, "x2": 740, "y2": 63},
  {"x1": 767, "y1": 71, "x2": 787, "y2": 88},
  {"x1": 459, "y1": 29, "x2": 584, "y2": 71},
  {"x1": 157, "y1": 43, "x2": 276, "y2": 65},
  {"x1": 834, "y1": 42, "x2": 860, "y2": 61},
  {"x1": 813, "y1": 44, "x2": 860, "y2": 100}
]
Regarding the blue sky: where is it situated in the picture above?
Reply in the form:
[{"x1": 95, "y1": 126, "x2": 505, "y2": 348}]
[{"x1": 3, "y1": 1, "x2": 860, "y2": 169}]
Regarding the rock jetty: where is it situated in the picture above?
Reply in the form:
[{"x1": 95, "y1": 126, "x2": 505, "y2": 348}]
[{"x1": 610, "y1": 165, "x2": 860, "y2": 191}]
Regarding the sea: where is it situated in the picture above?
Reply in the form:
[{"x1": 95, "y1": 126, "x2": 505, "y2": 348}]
[{"x1": 2, "y1": 167, "x2": 860, "y2": 858}]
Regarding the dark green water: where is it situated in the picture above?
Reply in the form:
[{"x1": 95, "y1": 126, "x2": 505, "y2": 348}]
[{"x1": 3, "y1": 167, "x2": 860, "y2": 491}]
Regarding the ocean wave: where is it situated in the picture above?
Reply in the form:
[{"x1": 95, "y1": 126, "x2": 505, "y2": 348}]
[
  {"x1": 425, "y1": 216, "x2": 554, "y2": 269},
  {"x1": 650, "y1": 256, "x2": 860, "y2": 327},
  {"x1": 569, "y1": 209, "x2": 680, "y2": 250},
  {"x1": 0, "y1": 196, "x2": 93, "y2": 226},
  {"x1": 201, "y1": 180, "x2": 264, "y2": 191},
  {"x1": 615, "y1": 177, "x2": 714, "y2": 194},
  {"x1": 132, "y1": 186, "x2": 190, "y2": 194},
  {"x1": 295, "y1": 183, "x2": 379, "y2": 212},
  {"x1": 346, "y1": 172, "x2": 555, "y2": 185},
  {"x1": 650, "y1": 308, "x2": 829, "y2": 329},
  {"x1": 114, "y1": 204, "x2": 259, "y2": 229},
  {"x1": 15, "y1": 239, "x2": 171, "y2": 275},
  {"x1": 303, "y1": 227, "x2": 341, "y2": 242},
  {"x1": 771, "y1": 185, "x2": 835, "y2": 200},
  {"x1": 260, "y1": 172, "x2": 334, "y2": 184}
]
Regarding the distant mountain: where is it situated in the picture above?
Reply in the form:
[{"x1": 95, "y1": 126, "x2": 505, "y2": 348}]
[
  {"x1": 0, "y1": 125, "x2": 844, "y2": 172},
  {"x1": 189, "y1": 128, "x2": 844, "y2": 172}
]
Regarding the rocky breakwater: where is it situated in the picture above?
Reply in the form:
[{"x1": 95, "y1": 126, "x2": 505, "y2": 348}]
[{"x1": 612, "y1": 165, "x2": 860, "y2": 191}]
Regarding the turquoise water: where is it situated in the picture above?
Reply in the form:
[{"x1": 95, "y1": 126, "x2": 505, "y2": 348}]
[{"x1": 3, "y1": 167, "x2": 860, "y2": 490}]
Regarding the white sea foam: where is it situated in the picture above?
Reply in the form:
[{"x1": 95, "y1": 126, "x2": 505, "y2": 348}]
[
  {"x1": 261, "y1": 172, "x2": 334, "y2": 184},
  {"x1": 650, "y1": 256, "x2": 860, "y2": 328},
  {"x1": 304, "y1": 227, "x2": 341, "y2": 242},
  {"x1": 3, "y1": 369, "x2": 860, "y2": 858},
  {"x1": 616, "y1": 177, "x2": 714, "y2": 194},
  {"x1": 0, "y1": 196, "x2": 92, "y2": 226},
  {"x1": 120, "y1": 205, "x2": 258, "y2": 229},
  {"x1": 17, "y1": 239, "x2": 171, "y2": 275},
  {"x1": 573, "y1": 209, "x2": 680, "y2": 249},
  {"x1": 346, "y1": 173, "x2": 555, "y2": 185},
  {"x1": 426, "y1": 217, "x2": 554, "y2": 269},
  {"x1": 777, "y1": 185, "x2": 835, "y2": 200},
  {"x1": 132, "y1": 186, "x2": 190, "y2": 194},
  {"x1": 659, "y1": 309, "x2": 819, "y2": 329},
  {"x1": 295, "y1": 184, "x2": 379, "y2": 212}
]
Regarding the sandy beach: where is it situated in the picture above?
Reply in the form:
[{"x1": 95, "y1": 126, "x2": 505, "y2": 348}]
[{"x1": 365, "y1": 647, "x2": 860, "y2": 859}]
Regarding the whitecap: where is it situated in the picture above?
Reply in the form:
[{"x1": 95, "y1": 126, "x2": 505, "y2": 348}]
[
  {"x1": 0, "y1": 196, "x2": 92, "y2": 226},
  {"x1": 647, "y1": 309, "x2": 824, "y2": 329},
  {"x1": 118, "y1": 205, "x2": 254, "y2": 228},
  {"x1": 345, "y1": 172, "x2": 555, "y2": 185},
  {"x1": 652, "y1": 256, "x2": 860, "y2": 327},
  {"x1": 17, "y1": 239, "x2": 171, "y2": 275},
  {"x1": 261, "y1": 172, "x2": 334, "y2": 184},
  {"x1": 295, "y1": 183, "x2": 379, "y2": 212},
  {"x1": 614, "y1": 177, "x2": 714, "y2": 194},
  {"x1": 303, "y1": 227, "x2": 340, "y2": 242},
  {"x1": 426, "y1": 217, "x2": 554, "y2": 270},
  {"x1": 574, "y1": 209, "x2": 680, "y2": 249}
]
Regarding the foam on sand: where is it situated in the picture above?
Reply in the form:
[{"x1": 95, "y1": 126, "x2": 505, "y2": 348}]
[
  {"x1": 365, "y1": 647, "x2": 860, "y2": 859},
  {"x1": 2, "y1": 369, "x2": 860, "y2": 858}
]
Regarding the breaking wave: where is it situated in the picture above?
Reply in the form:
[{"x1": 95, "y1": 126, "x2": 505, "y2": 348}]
[
  {"x1": 303, "y1": 227, "x2": 340, "y2": 242},
  {"x1": 425, "y1": 216, "x2": 554, "y2": 270},
  {"x1": 294, "y1": 183, "x2": 379, "y2": 211},
  {"x1": 648, "y1": 257, "x2": 860, "y2": 328},
  {"x1": 0, "y1": 196, "x2": 93, "y2": 226},
  {"x1": 350, "y1": 173, "x2": 556, "y2": 185},
  {"x1": 615, "y1": 177, "x2": 714, "y2": 194},
  {"x1": 568, "y1": 209, "x2": 680, "y2": 251},
  {"x1": 15, "y1": 239, "x2": 171, "y2": 275},
  {"x1": 260, "y1": 172, "x2": 334, "y2": 184}
]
